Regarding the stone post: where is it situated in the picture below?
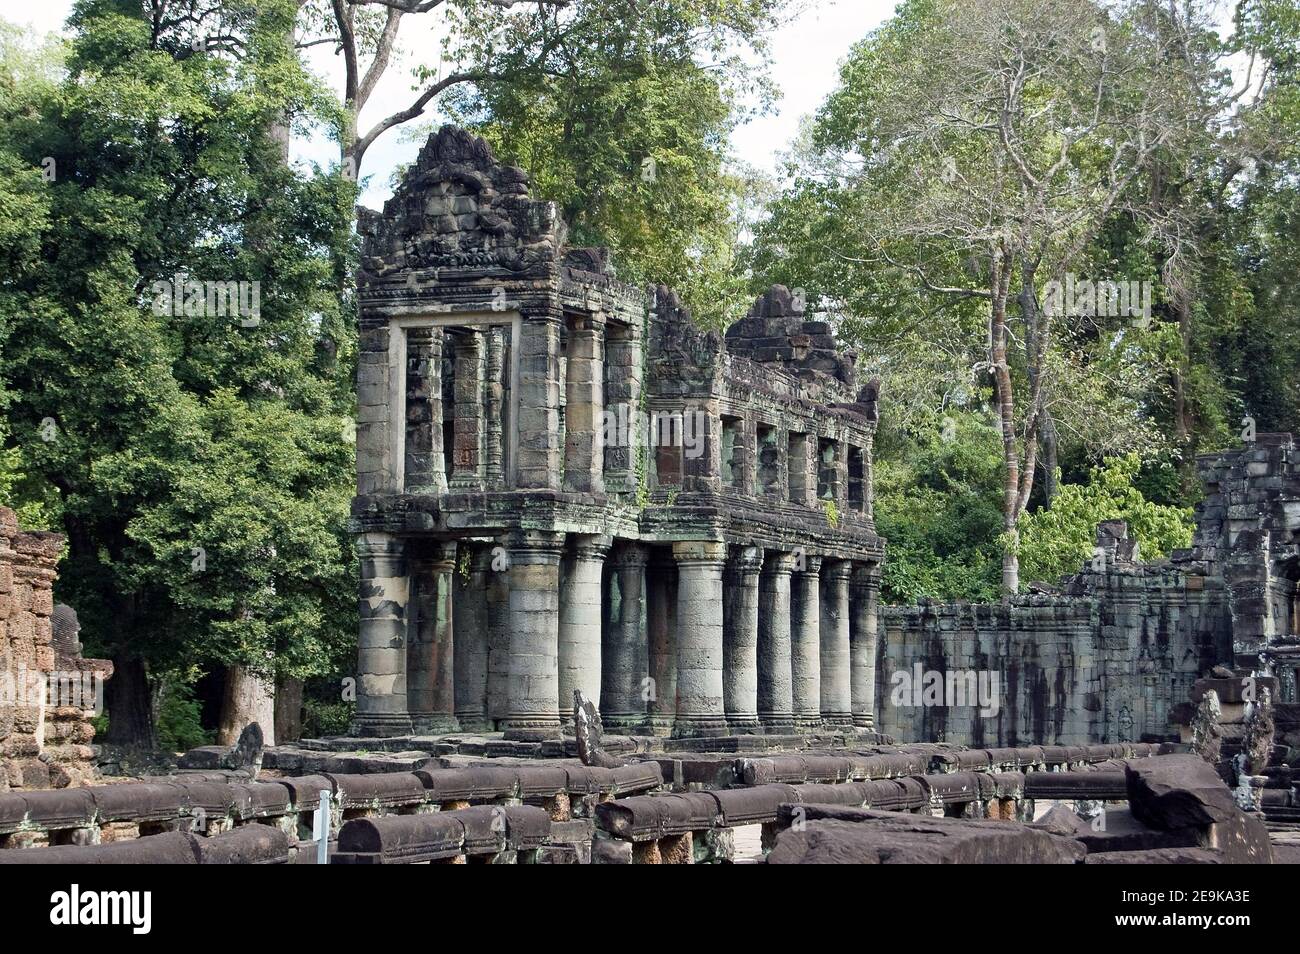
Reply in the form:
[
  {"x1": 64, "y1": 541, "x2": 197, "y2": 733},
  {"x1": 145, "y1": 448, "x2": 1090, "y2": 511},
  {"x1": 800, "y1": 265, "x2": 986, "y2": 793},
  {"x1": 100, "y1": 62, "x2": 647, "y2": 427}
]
[
  {"x1": 791, "y1": 554, "x2": 822, "y2": 730},
  {"x1": 603, "y1": 321, "x2": 643, "y2": 495},
  {"x1": 501, "y1": 530, "x2": 565, "y2": 740},
  {"x1": 485, "y1": 326, "x2": 506, "y2": 487},
  {"x1": 356, "y1": 324, "x2": 393, "y2": 495},
  {"x1": 450, "y1": 329, "x2": 484, "y2": 491},
  {"x1": 485, "y1": 540, "x2": 511, "y2": 728},
  {"x1": 353, "y1": 532, "x2": 412, "y2": 736},
  {"x1": 758, "y1": 550, "x2": 796, "y2": 733},
  {"x1": 646, "y1": 553, "x2": 678, "y2": 736},
  {"x1": 563, "y1": 314, "x2": 605, "y2": 493},
  {"x1": 723, "y1": 545, "x2": 764, "y2": 733},
  {"x1": 602, "y1": 543, "x2": 649, "y2": 731},
  {"x1": 408, "y1": 542, "x2": 459, "y2": 734},
  {"x1": 671, "y1": 541, "x2": 728, "y2": 737},
  {"x1": 820, "y1": 560, "x2": 854, "y2": 727},
  {"x1": 558, "y1": 534, "x2": 610, "y2": 725},
  {"x1": 515, "y1": 315, "x2": 562, "y2": 490},
  {"x1": 851, "y1": 563, "x2": 882, "y2": 730},
  {"x1": 404, "y1": 326, "x2": 447, "y2": 494},
  {"x1": 453, "y1": 545, "x2": 492, "y2": 731}
]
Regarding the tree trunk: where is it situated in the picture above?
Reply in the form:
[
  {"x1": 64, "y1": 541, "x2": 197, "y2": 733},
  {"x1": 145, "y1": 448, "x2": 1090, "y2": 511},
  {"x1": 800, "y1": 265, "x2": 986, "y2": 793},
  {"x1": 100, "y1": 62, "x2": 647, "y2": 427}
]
[
  {"x1": 274, "y1": 675, "x2": 304, "y2": 744},
  {"x1": 991, "y1": 254, "x2": 1020, "y2": 596},
  {"x1": 1173, "y1": 287, "x2": 1192, "y2": 443},
  {"x1": 104, "y1": 654, "x2": 155, "y2": 747},
  {"x1": 1040, "y1": 410, "x2": 1059, "y2": 505},
  {"x1": 217, "y1": 664, "x2": 277, "y2": 747}
]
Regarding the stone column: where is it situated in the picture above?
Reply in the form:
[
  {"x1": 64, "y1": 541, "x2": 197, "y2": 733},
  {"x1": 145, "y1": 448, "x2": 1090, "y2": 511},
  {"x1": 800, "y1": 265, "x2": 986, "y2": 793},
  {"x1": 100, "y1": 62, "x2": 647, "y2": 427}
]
[
  {"x1": 485, "y1": 326, "x2": 506, "y2": 488},
  {"x1": 485, "y1": 540, "x2": 511, "y2": 727},
  {"x1": 820, "y1": 560, "x2": 854, "y2": 727},
  {"x1": 515, "y1": 315, "x2": 562, "y2": 490},
  {"x1": 453, "y1": 545, "x2": 491, "y2": 731},
  {"x1": 450, "y1": 329, "x2": 484, "y2": 491},
  {"x1": 353, "y1": 533, "x2": 412, "y2": 736},
  {"x1": 563, "y1": 314, "x2": 605, "y2": 493},
  {"x1": 671, "y1": 541, "x2": 728, "y2": 737},
  {"x1": 645, "y1": 553, "x2": 677, "y2": 736},
  {"x1": 404, "y1": 326, "x2": 447, "y2": 494},
  {"x1": 851, "y1": 563, "x2": 882, "y2": 730},
  {"x1": 408, "y1": 542, "x2": 459, "y2": 734},
  {"x1": 602, "y1": 543, "x2": 649, "y2": 731},
  {"x1": 356, "y1": 323, "x2": 394, "y2": 495},
  {"x1": 758, "y1": 550, "x2": 796, "y2": 733},
  {"x1": 791, "y1": 554, "x2": 822, "y2": 730},
  {"x1": 558, "y1": 534, "x2": 609, "y2": 725},
  {"x1": 723, "y1": 545, "x2": 763, "y2": 733},
  {"x1": 501, "y1": 530, "x2": 565, "y2": 740},
  {"x1": 603, "y1": 321, "x2": 643, "y2": 494}
]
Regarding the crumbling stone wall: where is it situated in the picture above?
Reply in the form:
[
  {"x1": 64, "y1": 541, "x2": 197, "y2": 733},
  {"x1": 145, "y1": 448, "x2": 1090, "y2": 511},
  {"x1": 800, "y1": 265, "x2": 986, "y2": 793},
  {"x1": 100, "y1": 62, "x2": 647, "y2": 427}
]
[
  {"x1": 877, "y1": 507, "x2": 1235, "y2": 747},
  {"x1": 0, "y1": 507, "x2": 111, "y2": 790}
]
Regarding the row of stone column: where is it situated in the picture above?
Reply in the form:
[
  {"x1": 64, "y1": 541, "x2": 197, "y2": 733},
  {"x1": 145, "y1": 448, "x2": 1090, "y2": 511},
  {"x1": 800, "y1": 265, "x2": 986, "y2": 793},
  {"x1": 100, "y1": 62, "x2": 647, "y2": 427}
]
[
  {"x1": 404, "y1": 326, "x2": 508, "y2": 495},
  {"x1": 353, "y1": 531, "x2": 881, "y2": 739}
]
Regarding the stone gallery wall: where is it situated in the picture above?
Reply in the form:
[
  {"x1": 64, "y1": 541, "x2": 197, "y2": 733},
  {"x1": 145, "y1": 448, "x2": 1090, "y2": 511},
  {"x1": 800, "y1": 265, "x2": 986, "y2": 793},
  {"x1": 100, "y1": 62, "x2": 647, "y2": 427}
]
[
  {"x1": 0, "y1": 507, "x2": 111, "y2": 790},
  {"x1": 876, "y1": 436, "x2": 1300, "y2": 747}
]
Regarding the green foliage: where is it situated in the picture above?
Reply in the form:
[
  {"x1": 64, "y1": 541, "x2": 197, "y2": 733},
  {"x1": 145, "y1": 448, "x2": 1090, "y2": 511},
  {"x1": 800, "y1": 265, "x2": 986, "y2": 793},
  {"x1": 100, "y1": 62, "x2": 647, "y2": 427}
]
[
  {"x1": 153, "y1": 671, "x2": 212, "y2": 753},
  {"x1": 1016, "y1": 454, "x2": 1195, "y2": 585},
  {"x1": 873, "y1": 410, "x2": 1004, "y2": 604},
  {"x1": 0, "y1": 2, "x2": 358, "y2": 739},
  {"x1": 303, "y1": 698, "x2": 354, "y2": 738},
  {"x1": 434, "y1": 0, "x2": 787, "y2": 329}
]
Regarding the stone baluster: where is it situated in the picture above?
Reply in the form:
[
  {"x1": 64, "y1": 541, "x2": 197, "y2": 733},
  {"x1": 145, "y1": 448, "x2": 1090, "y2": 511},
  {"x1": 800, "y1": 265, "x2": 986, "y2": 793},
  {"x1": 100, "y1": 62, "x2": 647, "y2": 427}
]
[
  {"x1": 485, "y1": 326, "x2": 506, "y2": 487},
  {"x1": 403, "y1": 326, "x2": 447, "y2": 494},
  {"x1": 449, "y1": 329, "x2": 484, "y2": 491}
]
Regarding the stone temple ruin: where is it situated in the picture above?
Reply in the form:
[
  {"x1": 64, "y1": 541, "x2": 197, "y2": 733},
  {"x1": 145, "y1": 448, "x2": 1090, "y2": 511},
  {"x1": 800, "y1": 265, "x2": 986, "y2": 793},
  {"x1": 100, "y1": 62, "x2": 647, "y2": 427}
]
[
  {"x1": 349, "y1": 126, "x2": 885, "y2": 742},
  {"x1": 0, "y1": 127, "x2": 1296, "y2": 865}
]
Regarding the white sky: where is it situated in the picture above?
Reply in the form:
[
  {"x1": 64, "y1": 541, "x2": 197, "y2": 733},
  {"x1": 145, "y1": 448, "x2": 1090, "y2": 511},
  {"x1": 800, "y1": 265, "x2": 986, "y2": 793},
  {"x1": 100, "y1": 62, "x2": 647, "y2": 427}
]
[{"x1": 8, "y1": 0, "x2": 896, "y2": 205}]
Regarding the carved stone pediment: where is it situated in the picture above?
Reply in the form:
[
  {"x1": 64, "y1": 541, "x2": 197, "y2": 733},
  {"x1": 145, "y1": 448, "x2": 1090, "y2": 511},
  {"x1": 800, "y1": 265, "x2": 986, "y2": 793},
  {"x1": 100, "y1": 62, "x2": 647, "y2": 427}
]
[{"x1": 359, "y1": 126, "x2": 561, "y2": 284}]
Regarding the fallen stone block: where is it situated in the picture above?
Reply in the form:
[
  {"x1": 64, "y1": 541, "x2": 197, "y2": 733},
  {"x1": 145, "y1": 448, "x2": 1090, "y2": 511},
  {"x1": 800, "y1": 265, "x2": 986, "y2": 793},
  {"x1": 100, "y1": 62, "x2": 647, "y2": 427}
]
[
  {"x1": 712, "y1": 785, "x2": 801, "y2": 826},
  {"x1": 1025, "y1": 770, "x2": 1128, "y2": 800},
  {"x1": 0, "y1": 831, "x2": 198, "y2": 864},
  {"x1": 766, "y1": 806, "x2": 1086, "y2": 864},
  {"x1": 1125, "y1": 755, "x2": 1238, "y2": 830},
  {"x1": 15, "y1": 787, "x2": 96, "y2": 831},
  {"x1": 326, "y1": 772, "x2": 428, "y2": 810},
  {"x1": 595, "y1": 792, "x2": 718, "y2": 841},
  {"x1": 333, "y1": 811, "x2": 466, "y2": 864},
  {"x1": 90, "y1": 782, "x2": 186, "y2": 825},
  {"x1": 414, "y1": 766, "x2": 518, "y2": 802},
  {"x1": 192, "y1": 824, "x2": 291, "y2": 864},
  {"x1": 1085, "y1": 847, "x2": 1222, "y2": 864}
]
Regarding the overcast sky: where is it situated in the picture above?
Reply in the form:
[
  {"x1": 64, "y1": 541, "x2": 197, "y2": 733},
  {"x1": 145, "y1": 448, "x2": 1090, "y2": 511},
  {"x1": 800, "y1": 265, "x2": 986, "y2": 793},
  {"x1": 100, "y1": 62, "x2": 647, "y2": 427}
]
[{"x1": 11, "y1": 1, "x2": 895, "y2": 204}]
